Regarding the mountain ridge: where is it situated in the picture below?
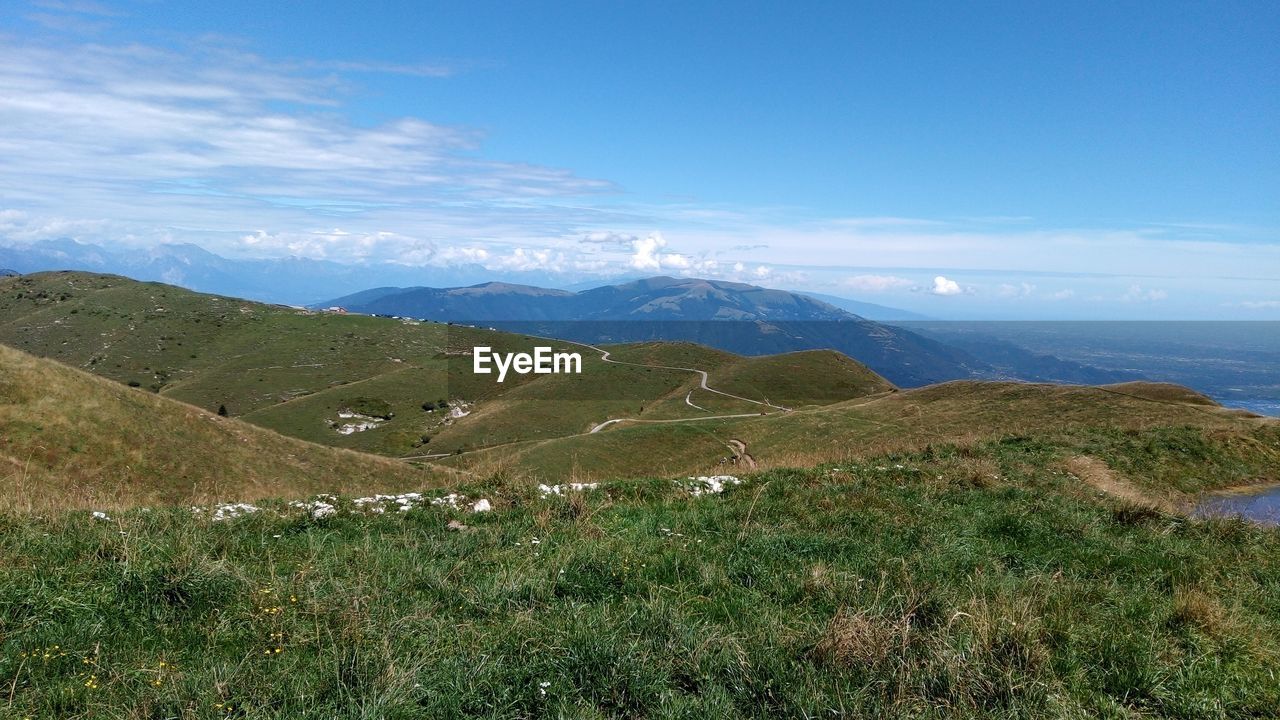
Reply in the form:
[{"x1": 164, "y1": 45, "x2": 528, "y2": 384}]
[{"x1": 317, "y1": 275, "x2": 976, "y2": 386}]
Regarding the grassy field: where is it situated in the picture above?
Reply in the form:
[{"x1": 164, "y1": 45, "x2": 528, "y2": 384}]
[
  {"x1": 0, "y1": 344, "x2": 447, "y2": 512},
  {"x1": 4, "y1": 273, "x2": 1280, "y2": 717},
  {"x1": 448, "y1": 379, "x2": 1278, "y2": 486},
  {"x1": 2, "y1": 428, "x2": 1278, "y2": 718},
  {"x1": 0, "y1": 273, "x2": 882, "y2": 461}
]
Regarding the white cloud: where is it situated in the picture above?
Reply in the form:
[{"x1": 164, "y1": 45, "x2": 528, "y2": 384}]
[
  {"x1": 997, "y1": 282, "x2": 1036, "y2": 298},
  {"x1": 931, "y1": 276, "x2": 963, "y2": 296},
  {"x1": 579, "y1": 231, "x2": 638, "y2": 249},
  {"x1": 1050, "y1": 289, "x2": 1075, "y2": 300},
  {"x1": 491, "y1": 248, "x2": 564, "y2": 272},
  {"x1": 436, "y1": 246, "x2": 491, "y2": 264},
  {"x1": 1119, "y1": 284, "x2": 1168, "y2": 302},
  {"x1": 0, "y1": 209, "x2": 109, "y2": 241},
  {"x1": 844, "y1": 274, "x2": 913, "y2": 293},
  {"x1": 628, "y1": 233, "x2": 706, "y2": 273},
  {"x1": 236, "y1": 229, "x2": 433, "y2": 263},
  {"x1": 1239, "y1": 300, "x2": 1280, "y2": 309},
  {"x1": 629, "y1": 234, "x2": 666, "y2": 270},
  {"x1": 661, "y1": 252, "x2": 693, "y2": 269},
  {"x1": 0, "y1": 37, "x2": 612, "y2": 248}
]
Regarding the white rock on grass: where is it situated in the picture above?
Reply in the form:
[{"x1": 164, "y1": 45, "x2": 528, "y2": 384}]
[
  {"x1": 192, "y1": 490, "x2": 494, "y2": 523},
  {"x1": 210, "y1": 503, "x2": 260, "y2": 521},
  {"x1": 91, "y1": 511, "x2": 110, "y2": 521},
  {"x1": 429, "y1": 493, "x2": 466, "y2": 510},
  {"x1": 335, "y1": 420, "x2": 381, "y2": 435},
  {"x1": 288, "y1": 499, "x2": 338, "y2": 520},
  {"x1": 537, "y1": 482, "x2": 600, "y2": 498},
  {"x1": 339, "y1": 491, "x2": 492, "y2": 515},
  {"x1": 684, "y1": 475, "x2": 742, "y2": 497}
]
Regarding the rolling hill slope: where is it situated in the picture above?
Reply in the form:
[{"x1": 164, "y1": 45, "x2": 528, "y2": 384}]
[
  {"x1": 0, "y1": 344, "x2": 444, "y2": 511},
  {"x1": 447, "y1": 377, "x2": 1278, "y2": 483},
  {"x1": 0, "y1": 272, "x2": 892, "y2": 461},
  {"x1": 8, "y1": 271, "x2": 1271, "y2": 491}
]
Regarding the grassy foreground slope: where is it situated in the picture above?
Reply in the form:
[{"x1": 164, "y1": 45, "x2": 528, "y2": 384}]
[
  {"x1": 1, "y1": 431, "x2": 1278, "y2": 718},
  {"x1": 0, "y1": 344, "x2": 443, "y2": 511}
]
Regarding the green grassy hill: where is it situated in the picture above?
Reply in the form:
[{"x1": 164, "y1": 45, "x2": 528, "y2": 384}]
[
  {"x1": 2, "y1": 430, "x2": 1278, "y2": 718},
  {"x1": 3, "y1": 275, "x2": 1280, "y2": 717},
  {"x1": 7, "y1": 272, "x2": 1276, "y2": 488},
  {"x1": 450, "y1": 378, "x2": 1277, "y2": 485},
  {"x1": 0, "y1": 272, "x2": 890, "y2": 462},
  {"x1": 0, "y1": 344, "x2": 445, "y2": 511}
]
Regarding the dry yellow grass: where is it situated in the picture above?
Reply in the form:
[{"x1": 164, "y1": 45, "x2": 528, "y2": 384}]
[{"x1": 0, "y1": 344, "x2": 449, "y2": 512}]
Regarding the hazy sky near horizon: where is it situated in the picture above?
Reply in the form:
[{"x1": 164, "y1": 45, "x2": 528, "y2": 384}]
[{"x1": 1, "y1": 0, "x2": 1277, "y2": 318}]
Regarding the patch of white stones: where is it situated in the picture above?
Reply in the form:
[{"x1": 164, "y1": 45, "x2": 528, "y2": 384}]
[
  {"x1": 537, "y1": 482, "x2": 599, "y2": 498},
  {"x1": 346, "y1": 492, "x2": 490, "y2": 515},
  {"x1": 183, "y1": 491, "x2": 495, "y2": 523},
  {"x1": 188, "y1": 503, "x2": 262, "y2": 522},
  {"x1": 333, "y1": 412, "x2": 384, "y2": 435},
  {"x1": 682, "y1": 475, "x2": 743, "y2": 497},
  {"x1": 289, "y1": 496, "x2": 338, "y2": 519},
  {"x1": 147, "y1": 473, "x2": 743, "y2": 526}
]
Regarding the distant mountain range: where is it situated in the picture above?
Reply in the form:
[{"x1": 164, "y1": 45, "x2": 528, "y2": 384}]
[
  {"x1": 321, "y1": 276, "x2": 1136, "y2": 388},
  {"x1": 0, "y1": 238, "x2": 570, "y2": 306},
  {"x1": 321, "y1": 277, "x2": 970, "y2": 386},
  {"x1": 2, "y1": 240, "x2": 1142, "y2": 388},
  {"x1": 0, "y1": 238, "x2": 924, "y2": 321},
  {"x1": 323, "y1": 276, "x2": 856, "y2": 322}
]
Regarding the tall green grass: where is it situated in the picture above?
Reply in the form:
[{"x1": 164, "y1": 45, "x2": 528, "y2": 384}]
[{"x1": 2, "y1": 434, "x2": 1277, "y2": 718}]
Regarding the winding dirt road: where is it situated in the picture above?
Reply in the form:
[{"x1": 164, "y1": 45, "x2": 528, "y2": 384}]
[
  {"x1": 576, "y1": 342, "x2": 791, "y2": 433},
  {"x1": 400, "y1": 336, "x2": 792, "y2": 461}
]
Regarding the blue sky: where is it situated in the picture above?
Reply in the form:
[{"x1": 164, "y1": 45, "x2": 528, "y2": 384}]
[{"x1": 1, "y1": 0, "x2": 1277, "y2": 318}]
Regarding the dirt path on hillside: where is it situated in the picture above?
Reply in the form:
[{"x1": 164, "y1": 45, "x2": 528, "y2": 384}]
[
  {"x1": 576, "y1": 342, "x2": 791, "y2": 433},
  {"x1": 587, "y1": 412, "x2": 768, "y2": 434},
  {"x1": 400, "y1": 335, "x2": 791, "y2": 462},
  {"x1": 1064, "y1": 455, "x2": 1182, "y2": 512},
  {"x1": 685, "y1": 390, "x2": 707, "y2": 412},
  {"x1": 587, "y1": 344, "x2": 790, "y2": 409}
]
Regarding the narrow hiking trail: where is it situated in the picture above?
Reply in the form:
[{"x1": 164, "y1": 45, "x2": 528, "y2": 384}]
[
  {"x1": 685, "y1": 390, "x2": 706, "y2": 411},
  {"x1": 400, "y1": 338, "x2": 792, "y2": 461},
  {"x1": 574, "y1": 342, "x2": 792, "y2": 433}
]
